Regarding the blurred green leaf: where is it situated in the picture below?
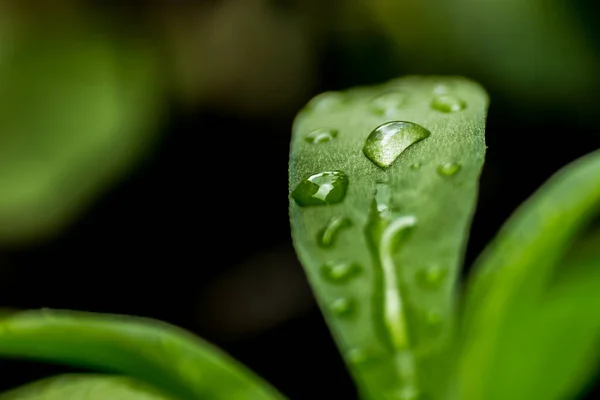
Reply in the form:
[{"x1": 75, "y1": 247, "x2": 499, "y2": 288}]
[
  {"x1": 368, "y1": 0, "x2": 600, "y2": 111},
  {"x1": 0, "y1": 12, "x2": 165, "y2": 245},
  {"x1": 289, "y1": 76, "x2": 488, "y2": 399},
  {"x1": 459, "y1": 150, "x2": 600, "y2": 400},
  {"x1": 0, "y1": 374, "x2": 175, "y2": 400},
  {"x1": 0, "y1": 309, "x2": 284, "y2": 400}
]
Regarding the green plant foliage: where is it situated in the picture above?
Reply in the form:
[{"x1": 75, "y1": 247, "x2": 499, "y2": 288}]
[
  {"x1": 0, "y1": 374, "x2": 175, "y2": 400},
  {"x1": 288, "y1": 76, "x2": 489, "y2": 399},
  {"x1": 367, "y1": 0, "x2": 600, "y2": 110},
  {"x1": 458, "y1": 150, "x2": 600, "y2": 400},
  {"x1": 0, "y1": 13, "x2": 165, "y2": 245},
  {"x1": 0, "y1": 309, "x2": 284, "y2": 400}
]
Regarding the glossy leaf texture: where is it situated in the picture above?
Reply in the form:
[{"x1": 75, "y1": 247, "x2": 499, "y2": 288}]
[
  {"x1": 288, "y1": 76, "x2": 489, "y2": 399},
  {"x1": 0, "y1": 309, "x2": 284, "y2": 400},
  {"x1": 0, "y1": 374, "x2": 175, "y2": 400},
  {"x1": 459, "y1": 150, "x2": 600, "y2": 400},
  {"x1": 0, "y1": 10, "x2": 166, "y2": 245}
]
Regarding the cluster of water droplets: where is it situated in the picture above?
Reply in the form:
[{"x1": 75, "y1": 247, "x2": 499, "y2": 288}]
[{"x1": 291, "y1": 83, "x2": 468, "y2": 398}]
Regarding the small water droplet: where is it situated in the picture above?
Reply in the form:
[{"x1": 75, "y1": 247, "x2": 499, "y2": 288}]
[
  {"x1": 433, "y1": 84, "x2": 451, "y2": 95},
  {"x1": 431, "y1": 94, "x2": 466, "y2": 113},
  {"x1": 291, "y1": 171, "x2": 349, "y2": 206},
  {"x1": 318, "y1": 216, "x2": 352, "y2": 248},
  {"x1": 346, "y1": 348, "x2": 370, "y2": 366},
  {"x1": 416, "y1": 265, "x2": 447, "y2": 290},
  {"x1": 329, "y1": 297, "x2": 356, "y2": 317},
  {"x1": 425, "y1": 309, "x2": 443, "y2": 326},
  {"x1": 305, "y1": 128, "x2": 338, "y2": 144},
  {"x1": 383, "y1": 387, "x2": 420, "y2": 400},
  {"x1": 307, "y1": 92, "x2": 347, "y2": 110},
  {"x1": 370, "y1": 92, "x2": 408, "y2": 116},
  {"x1": 363, "y1": 121, "x2": 431, "y2": 169},
  {"x1": 437, "y1": 162, "x2": 461, "y2": 177},
  {"x1": 321, "y1": 261, "x2": 361, "y2": 283},
  {"x1": 375, "y1": 182, "x2": 393, "y2": 216},
  {"x1": 409, "y1": 163, "x2": 421, "y2": 170}
]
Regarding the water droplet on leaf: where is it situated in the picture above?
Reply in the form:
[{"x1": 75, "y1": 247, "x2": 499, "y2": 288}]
[
  {"x1": 363, "y1": 122, "x2": 431, "y2": 169},
  {"x1": 375, "y1": 182, "x2": 393, "y2": 216},
  {"x1": 416, "y1": 265, "x2": 447, "y2": 290},
  {"x1": 321, "y1": 261, "x2": 361, "y2": 283},
  {"x1": 346, "y1": 348, "x2": 370, "y2": 366},
  {"x1": 410, "y1": 163, "x2": 421, "y2": 170},
  {"x1": 307, "y1": 92, "x2": 347, "y2": 110},
  {"x1": 425, "y1": 309, "x2": 443, "y2": 326},
  {"x1": 305, "y1": 128, "x2": 338, "y2": 144},
  {"x1": 291, "y1": 171, "x2": 349, "y2": 206},
  {"x1": 318, "y1": 216, "x2": 352, "y2": 248},
  {"x1": 330, "y1": 297, "x2": 356, "y2": 317},
  {"x1": 384, "y1": 387, "x2": 420, "y2": 400},
  {"x1": 370, "y1": 92, "x2": 408, "y2": 116},
  {"x1": 431, "y1": 94, "x2": 466, "y2": 113},
  {"x1": 437, "y1": 162, "x2": 461, "y2": 177}
]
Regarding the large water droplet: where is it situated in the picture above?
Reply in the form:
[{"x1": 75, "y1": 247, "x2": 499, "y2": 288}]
[
  {"x1": 370, "y1": 92, "x2": 408, "y2": 116},
  {"x1": 291, "y1": 171, "x2": 349, "y2": 206},
  {"x1": 321, "y1": 261, "x2": 361, "y2": 283},
  {"x1": 318, "y1": 216, "x2": 352, "y2": 248},
  {"x1": 431, "y1": 94, "x2": 466, "y2": 113},
  {"x1": 437, "y1": 162, "x2": 461, "y2": 177},
  {"x1": 363, "y1": 122, "x2": 431, "y2": 169},
  {"x1": 329, "y1": 297, "x2": 356, "y2": 317},
  {"x1": 416, "y1": 265, "x2": 447, "y2": 290},
  {"x1": 305, "y1": 128, "x2": 338, "y2": 144},
  {"x1": 366, "y1": 186, "x2": 417, "y2": 352}
]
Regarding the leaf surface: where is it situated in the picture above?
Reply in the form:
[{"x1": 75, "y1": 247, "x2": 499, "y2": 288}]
[
  {"x1": 288, "y1": 76, "x2": 489, "y2": 399},
  {"x1": 460, "y1": 150, "x2": 600, "y2": 400},
  {"x1": 0, "y1": 309, "x2": 284, "y2": 400}
]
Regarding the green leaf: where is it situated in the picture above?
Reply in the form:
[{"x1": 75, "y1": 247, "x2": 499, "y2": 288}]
[
  {"x1": 0, "y1": 12, "x2": 165, "y2": 245},
  {"x1": 0, "y1": 309, "x2": 285, "y2": 400},
  {"x1": 459, "y1": 150, "x2": 600, "y2": 400},
  {"x1": 0, "y1": 374, "x2": 175, "y2": 400},
  {"x1": 367, "y1": 0, "x2": 600, "y2": 111},
  {"x1": 288, "y1": 76, "x2": 489, "y2": 399}
]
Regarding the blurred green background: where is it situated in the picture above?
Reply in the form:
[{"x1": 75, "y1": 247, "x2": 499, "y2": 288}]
[{"x1": 0, "y1": 0, "x2": 599, "y2": 398}]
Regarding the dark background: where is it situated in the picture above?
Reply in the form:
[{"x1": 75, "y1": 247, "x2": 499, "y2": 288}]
[{"x1": 0, "y1": 1, "x2": 599, "y2": 398}]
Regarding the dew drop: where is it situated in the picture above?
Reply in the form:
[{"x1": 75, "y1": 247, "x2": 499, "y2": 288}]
[
  {"x1": 425, "y1": 309, "x2": 443, "y2": 326},
  {"x1": 291, "y1": 171, "x2": 349, "y2": 206},
  {"x1": 423, "y1": 309, "x2": 444, "y2": 336},
  {"x1": 433, "y1": 84, "x2": 451, "y2": 95},
  {"x1": 383, "y1": 387, "x2": 420, "y2": 400},
  {"x1": 346, "y1": 348, "x2": 370, "y2": 366},
  {"x1": 437, "y1": 162, "x2": 461, "y2": 177},
  {"x1": 366, "y1": 187, "x2": 417, "y2": 351},
  {"x1": 370, "y1": 92, "x2": 408, "y2": 116},
  {"x1": 318, "y1": 216, "x2": 352, "y2": 248},
  {"x1": 307, "y1": 91, "x2": 347, "y2": 110},
  {"x1": 409, "y1": 163, "x2": 421, "y2": 170},
  {"x1": 329, "y1": 297, "x2": 356, "y2": 317},
  {"x1": 321, "y1": 261, "x2": 361, "y2": 283},
  {"x1": 375, "y1": 182, "x2": 393, "y2": 216},
  {"x1": 363, "y1": 121, "x2": 431, "y2": 169},
  {"x1": 416, "y1": 265, "x2": 447, "y2": 290},
  {"x1": 431, "y1": 94, "x2": 466, "y2": 113},
  {"x1": 305, "y1": 127, "x2": 338, "y2": 144}
]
